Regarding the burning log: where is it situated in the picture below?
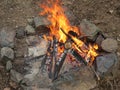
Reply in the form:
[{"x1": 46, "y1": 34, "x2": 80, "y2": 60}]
[
  {"x1": 60, "y1": 28, "x2": 88, "y2": 53},
  {"x1": 70, "y1": 49, "x2": 87, "y2": 65},
  {"x1": 69, "y1": 49, "x2": 100, "y2": 80},
  {"x1": 49, "y1": 36, "x2": 58, "y2": 79},
  {"x1": 60, "y1": 28, "x2": 98, "y2": 64},
  {"x1": 53, "y1": 49, "x2": 68, "y2": 80}
]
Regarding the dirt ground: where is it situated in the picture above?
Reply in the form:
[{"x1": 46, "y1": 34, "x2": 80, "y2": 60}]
[{"x1": 0, "y1": 0, "x2": 120, "y2": 90}]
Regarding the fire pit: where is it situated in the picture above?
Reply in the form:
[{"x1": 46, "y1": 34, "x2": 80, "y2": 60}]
[
  {"x1": 35, "y1": 0, "x2": 100, "y2": 80},
  {"x1": 0, "y1": 0, "x2": 118, "y2": 90}
]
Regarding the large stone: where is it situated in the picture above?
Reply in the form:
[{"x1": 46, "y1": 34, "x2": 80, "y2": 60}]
[
  {"x1": 1, "y1": 47, "x2": 14, "y2": 60},
  {"x1": 53, "y1": 66, "x2": 96, "y2": 90},
  {"x1": 15, "y1": 38, "x2": 28, "y2": 58},
  {"x1": 25, "y1": 25, "x2": 35, "y2": 34},
  {"x1": 96, "y1": 53, "x2": 118, "y2": 75},
  {"x1": 16, "y1": 26, "x2": 25, "y2": 38},
  {"x1": 79, "y1": 19, "x2": 100, "y2": 41},
  {"x1": 33, "y1": 16, "x2": 50, "y2": 28},
  {"x1": 95, "y1": 33, "x2": 105, "y2": 46},
  {"x1": 10, "y1": 69, "x2": 23, "y2": 83},
  {"x1": 22, "y1": 55, "x2": 50, "y2": 89},
  {"x1": 24, "y1": 60, "x2": 42, "y2": 81},
  {"x1": 28, "y1": 38, "x2": 48, "y2": 57},
  {"x1": 101, "y1": 38, "x2": 118, "y2": 52},
  {"x1": 33, "y1": 16, "x2": 51, "y2": 35},
  {"x1": 0, "y1": 27, "x2": 15, "y2": 48},
  {"x1": 26, "y1": 35, "x2": 40, "y2": 46},
  {"x1": 23, "y1": 56, "x2": 49, "y2": 84}
]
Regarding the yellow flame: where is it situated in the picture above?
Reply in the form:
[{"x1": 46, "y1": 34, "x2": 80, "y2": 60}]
[{"x1": 39, "y1": 0, "x2": 98, "y2": 65}]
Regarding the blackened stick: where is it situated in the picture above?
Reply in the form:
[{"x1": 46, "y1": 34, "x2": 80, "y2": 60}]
[
  {"x1": 60, "y1": 28, "x2": 86, "y2": 53},
  {"x1": 53, "y1": 49, "x2": 68, "y2": 80},
  {"x1": 49, "y1": 36, "x2": 58, "y2": 79},
  {"x1": 70, "y1": 49, "x2": 87, "y2": 65}
]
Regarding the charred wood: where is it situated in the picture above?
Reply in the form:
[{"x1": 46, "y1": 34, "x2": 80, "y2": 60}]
[
  {"x1": 53, "y1": 49, "x2": 68, "y2": 80},
  {"x1": 70, "y1": 49, "x2": 87, "y2": 65}
]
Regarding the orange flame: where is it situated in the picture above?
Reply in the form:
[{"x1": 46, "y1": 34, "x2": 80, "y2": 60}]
[
  {"x1": 39, "y1": 0, "x2": 98, "y2": 65},
  {"x1": 40, "y1": 0, "x2": 79, "y2": 42}
]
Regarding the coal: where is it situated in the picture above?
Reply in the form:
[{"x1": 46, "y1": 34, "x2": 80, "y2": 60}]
[{"x1": 96, "y1": 53, "x2": 118, "y2": 75}]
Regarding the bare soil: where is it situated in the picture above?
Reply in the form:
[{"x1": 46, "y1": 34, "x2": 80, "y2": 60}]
[{"x1": 0, "y1": 0, "x2": 120, "y2": 90}]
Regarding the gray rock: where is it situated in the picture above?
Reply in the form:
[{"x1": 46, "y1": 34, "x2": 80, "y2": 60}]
[
  {"x1": 24, "y1": 59, "x2": 42, "y2": 81},
  {"x1": 27, "y1": 18, "x2": 34, "y2": 26},
  {"x1": 79, "y1": 19, "x2": 100, "y2": 41},
  {"x1": 33, "y1": 16, "x2": 50, "y2": 28},
  {"x1": 10, "y1": 69, "x2": 23, "y2": 83},
  {"x1": 0, "y1": 27, "x2": 15, "y2": 48},
  {"x1": 15, "y1": 38, "x2": 28, "y2": 58},
  {"x1": 22, "y1": 55, "x2": 51, "y2": 89},
  {"x1": 26, "y1": 35, "x2": 40, "y2": 46},
  {"x1": 95, "y1": 34, "x2": 105, "y2": 46},
  {"x1": 96, "y1": 53, "x2": 118, "y2": 75},
  {"x1": 25, "y1": 25, "x2": 35, "y2": 34},
  {"x1": 6, "y1": 60, "x2": 12, "y2": 71},
  {"x1": 23, "y1": 56, "x2": 50, "y2": 85},
  {"x1": 1, "y1": 47, "x2": 14, "y2": 60},
  {"x1": 16, "y1": 26, "x2": 25, "y2": 38},
  {"x1": 32, "y1": 69, "x2": 51, "y2": 88},
  {"x1": 101, "y1": 38, "x2": 118, "y2": 52},
  {"x1": 53, "y1": 66, "x2": 96, "y2": 90},
  {"x1": 27, "y1": 38, "x2": 48, "y2": 57}
]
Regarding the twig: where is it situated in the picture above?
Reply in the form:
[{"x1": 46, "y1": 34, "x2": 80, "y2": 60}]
[{"x1": 90, "y1": 65, "x2": 100, "y2": 81}]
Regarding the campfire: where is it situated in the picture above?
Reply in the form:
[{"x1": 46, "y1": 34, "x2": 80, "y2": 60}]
[
  {"x1": 37, "y1": 0, "x2": 99, "y2": 80},
  {"x1": 0, "y1": 0, "x2": 118, "y2": 90}
]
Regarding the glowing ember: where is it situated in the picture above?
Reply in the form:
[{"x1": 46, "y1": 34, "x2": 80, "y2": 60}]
[{"x1": 39, "y1": 0, "x2": 98, "y2": 65}]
